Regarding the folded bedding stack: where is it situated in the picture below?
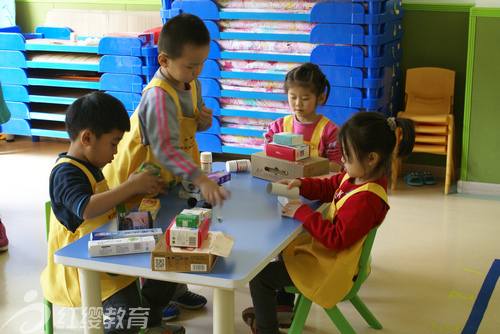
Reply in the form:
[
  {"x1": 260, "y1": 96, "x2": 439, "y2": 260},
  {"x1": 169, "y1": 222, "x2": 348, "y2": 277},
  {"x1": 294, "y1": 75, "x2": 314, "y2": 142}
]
[{"x1": 161, "y1": 0, "x2": 405, "y2": 156}]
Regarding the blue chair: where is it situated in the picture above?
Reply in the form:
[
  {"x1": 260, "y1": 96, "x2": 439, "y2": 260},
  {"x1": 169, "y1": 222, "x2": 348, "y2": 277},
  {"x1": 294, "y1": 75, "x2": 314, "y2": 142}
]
[{"x1": 285, "y1": 227, "x2": 382, "y2": 334}]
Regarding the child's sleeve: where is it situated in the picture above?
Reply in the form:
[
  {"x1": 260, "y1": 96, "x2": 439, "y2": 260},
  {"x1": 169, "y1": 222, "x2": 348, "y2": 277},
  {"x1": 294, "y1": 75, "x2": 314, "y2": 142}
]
[
  {"x1": 195, "y1": 79, "x2": 211, "y2": 133},
  {"x1": 139, "y1": 87, "x2": 202, "y2": 182},
  {"x1": 320, "y1": 121, "x2": 343, "y2": 165},
  {"x1": 50, "y1": 164, "x2": 93, "y2": 233},
  {"x1": 298, "y1": 173, "x2": 342, "y2": 203},
  {"x1": 264, "y1": 118, "x2": 284, "y2": 144},
  {"x1": 297, "y1": 192, "x2": 383, "y2": 251}
]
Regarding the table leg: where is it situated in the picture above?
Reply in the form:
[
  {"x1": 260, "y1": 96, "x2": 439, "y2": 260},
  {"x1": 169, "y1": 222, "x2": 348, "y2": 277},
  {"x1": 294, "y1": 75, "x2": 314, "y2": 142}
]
[
  {"x1": 79, "y1": 268, "x2": 104, "y2": 334},
  {"x1": 213, "y1": 287, "x2": 235, "y2": 334}
]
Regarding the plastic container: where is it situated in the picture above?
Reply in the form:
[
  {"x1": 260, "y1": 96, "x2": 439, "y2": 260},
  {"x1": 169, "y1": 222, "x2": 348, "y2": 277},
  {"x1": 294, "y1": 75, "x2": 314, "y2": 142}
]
[
  {"x1": 200, "y1": 152, "x2": 212, "y2": 174},
  {"x1": 226, "y1": 159, "x2": 251, "y2": 173}
]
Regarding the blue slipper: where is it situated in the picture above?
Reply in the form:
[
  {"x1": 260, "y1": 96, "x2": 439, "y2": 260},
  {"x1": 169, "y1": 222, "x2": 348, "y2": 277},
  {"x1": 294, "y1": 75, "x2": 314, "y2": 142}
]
[
  {"x1": 419, "y1": 172, "x2": 436, "y2": 185},
  {"x1": 404, "y1": 172, "x2": 423, "y2": 186}
]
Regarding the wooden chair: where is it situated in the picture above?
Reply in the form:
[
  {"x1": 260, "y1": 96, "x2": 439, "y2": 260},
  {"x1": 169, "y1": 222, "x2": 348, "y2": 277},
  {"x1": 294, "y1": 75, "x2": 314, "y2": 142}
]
[
  {"x1": 391, "y1": 67, "x2": 456, "y2": 194},
  {"x1": 284, "y1": 227, "x2": 382, "y2": 334}
]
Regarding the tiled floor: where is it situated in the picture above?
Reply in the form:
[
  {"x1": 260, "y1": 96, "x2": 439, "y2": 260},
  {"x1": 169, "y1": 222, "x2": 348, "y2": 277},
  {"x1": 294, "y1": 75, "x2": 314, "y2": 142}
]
[{"x1": 1, "y1": 136, "x2": 499, "y2": 333}]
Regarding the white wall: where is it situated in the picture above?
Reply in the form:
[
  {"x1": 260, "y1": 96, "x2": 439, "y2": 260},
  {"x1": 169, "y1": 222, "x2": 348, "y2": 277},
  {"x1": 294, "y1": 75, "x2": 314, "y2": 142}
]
[{"x1": 476, "y1": 0, "x2": 500, "y2": 7}]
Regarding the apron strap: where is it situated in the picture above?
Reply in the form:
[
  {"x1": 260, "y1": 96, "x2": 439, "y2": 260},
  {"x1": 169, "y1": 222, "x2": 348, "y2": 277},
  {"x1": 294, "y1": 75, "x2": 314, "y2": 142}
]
[{"x1": 54, "y1": 158, "x2": 97, "y2": 186}]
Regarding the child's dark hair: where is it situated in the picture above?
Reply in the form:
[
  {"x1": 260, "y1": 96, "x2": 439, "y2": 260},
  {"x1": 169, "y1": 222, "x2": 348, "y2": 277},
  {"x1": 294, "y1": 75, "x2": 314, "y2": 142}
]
[
  {"x1": 65, "y1": 92, "x2": 130, "y2": 141},
  {"x1": 339, "y1": 111, "x2": 416, "y2": 175},
  {"x1": 284, "y1": 62, "x2": 330, "y2": 106},
  {"x1": 157, "y1": 13, "x2": 211, "y2": 59}
]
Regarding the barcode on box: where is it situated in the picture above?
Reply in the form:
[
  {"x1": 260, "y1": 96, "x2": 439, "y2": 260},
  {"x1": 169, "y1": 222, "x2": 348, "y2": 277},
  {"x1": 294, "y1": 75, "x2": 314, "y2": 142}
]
[
  {"x1": 189, "y1": 237, "x2": 196, "y2": 247},
  {"x1": 154, "y1": 257, "x2": 166, "y2": 270},
  {"x1": 191, "y1": 264, "x2": 207, "y2": 272}
]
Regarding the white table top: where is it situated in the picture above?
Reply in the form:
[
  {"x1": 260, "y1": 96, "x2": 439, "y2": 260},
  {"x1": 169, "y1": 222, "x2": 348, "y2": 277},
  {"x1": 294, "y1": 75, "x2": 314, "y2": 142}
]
[{"x1": 55, "y1": 162, "x2": 321, "y2": 289}]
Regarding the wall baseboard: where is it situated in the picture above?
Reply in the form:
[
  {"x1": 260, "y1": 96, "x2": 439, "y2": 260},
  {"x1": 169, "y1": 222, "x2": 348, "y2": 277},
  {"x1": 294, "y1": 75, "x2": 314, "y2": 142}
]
[{"x1": 458, "y1": 180, "x2": 500, "y2": 197}]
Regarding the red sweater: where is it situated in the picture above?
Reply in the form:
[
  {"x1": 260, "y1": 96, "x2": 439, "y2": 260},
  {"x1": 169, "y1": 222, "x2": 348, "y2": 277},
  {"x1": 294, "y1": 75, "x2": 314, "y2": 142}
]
[{"x1": 294, "y1": 171, "x2": 389, "y2": 251}]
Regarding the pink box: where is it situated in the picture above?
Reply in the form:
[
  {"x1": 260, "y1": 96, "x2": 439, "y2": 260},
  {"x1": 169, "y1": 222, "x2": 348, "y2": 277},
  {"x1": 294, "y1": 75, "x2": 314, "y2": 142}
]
[
  {"x1": 166, "y1": 216, "x2": 210, "y2": 248},
  {"x1": 266, "y1": 143, "x2": 310, "y2": 161}
]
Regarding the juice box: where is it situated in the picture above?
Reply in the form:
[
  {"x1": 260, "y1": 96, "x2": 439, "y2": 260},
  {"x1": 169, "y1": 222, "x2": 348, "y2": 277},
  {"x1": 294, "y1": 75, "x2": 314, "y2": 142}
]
[{"x1": 139, "y1": 198, "x2": 161, "y2": 220}]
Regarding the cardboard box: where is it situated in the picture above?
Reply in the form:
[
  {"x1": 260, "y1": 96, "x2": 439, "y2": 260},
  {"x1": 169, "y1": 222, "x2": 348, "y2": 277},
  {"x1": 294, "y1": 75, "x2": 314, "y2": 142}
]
[
  {"x1": 151, "y1": 231, "x2": 236, "y2": 273},
  {"x1": 88, "y1": 236, "x2": 156, "y2": 257},
  {"x1": 251, "y1": 151, "x2": 329, "y2": 182},
  {"x1": 90, "y1": 228, "x2": 163, "y2": 244},
  {"x1": 266, "y1": 143, "x2": 310, "y2": 161},
  {"x1": 166, "y1": 217, "x2": 210, "y2": 247},
  {"x1": 139, "y1": 198, "x2": 161, "y2": 220},
  {"x1": 273, "y1": 132, "x2": 303, "y2": 146}
]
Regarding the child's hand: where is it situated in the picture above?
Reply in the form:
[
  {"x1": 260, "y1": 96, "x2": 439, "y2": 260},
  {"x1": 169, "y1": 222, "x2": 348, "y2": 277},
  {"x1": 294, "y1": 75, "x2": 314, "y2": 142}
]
[
  {"x1": 194, "y1": 174, "x2": 231, "y2": 208},
  {"x1": 281, "y1": 201, "x2": 303, "y2": 218},
  {"x1": 277, "y1": 178, "x2": 302, "y2": 189},
  {"x1": 127, "y1": 169, "x2": 161, "y2": 195},
  {"x1": 197, "y1": 106, "x2": 213, "y2": 129}
]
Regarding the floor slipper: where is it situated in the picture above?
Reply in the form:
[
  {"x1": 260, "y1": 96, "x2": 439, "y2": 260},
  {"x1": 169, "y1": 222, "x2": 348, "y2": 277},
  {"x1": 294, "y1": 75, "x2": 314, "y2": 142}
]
[
  {"x1": 419, "y1": 172, "x2": 437, "y2": 185},
  {"x1": 404, "y1": 172, "x2": 423, "y2": 186}
]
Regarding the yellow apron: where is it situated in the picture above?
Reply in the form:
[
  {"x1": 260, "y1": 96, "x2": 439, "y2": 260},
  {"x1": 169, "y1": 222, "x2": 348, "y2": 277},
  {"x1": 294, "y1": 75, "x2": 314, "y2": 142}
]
[
  {"x1": 103, "y1": 78, "x2": 200, "y2": 211},
  {"x1": 40, "y1": 158, "x2": 136, "y2": 307},
  {"x1": 283, "y1": 114, "x2": 330, "y2": 157},
  {"x1": 283, "y1": 173, "x2": 388, "y2": 309}
]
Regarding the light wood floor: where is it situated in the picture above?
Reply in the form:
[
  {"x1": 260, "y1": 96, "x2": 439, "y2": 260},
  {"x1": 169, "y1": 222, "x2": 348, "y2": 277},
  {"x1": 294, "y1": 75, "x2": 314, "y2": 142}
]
[{"x1": 1, "y1": 136, "x2": 499, "y2": 333}]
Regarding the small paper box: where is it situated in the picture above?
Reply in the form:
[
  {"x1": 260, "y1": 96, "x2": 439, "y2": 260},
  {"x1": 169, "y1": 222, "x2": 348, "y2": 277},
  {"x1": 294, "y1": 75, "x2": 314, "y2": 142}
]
[
  {"x1": 266, "y1": 143, "x2": 310, "y2": 161},
  {"x1": 180, "y1": 171, "x2": 231, "y2": 194},
  {"x1": 273, "y1": 132, "x2": 303, "y2": 146},
  {"x1": 91, "y1": 228, "x2": 163, "y2": 244},
  {"x1": 208, "y1": 171, "x2": 231, "y2": 185},
  {"x1": 176, "y1": 209, "x2": 203, "y2": 227},
  {"x1": 166, "y1": 216, "x2": 210, "y2": 248},
  {"x1": 139, "y1": 162, "x2": 162, "y2": 177},
  {"x1": 187, "y1": 207, "x2": 212, "y2": 219},
  {"x1": 178, "y1": 189, "x2": 205, "y2": 201},
  {"x1": 151, "y1": 231, "x2": 236, "y2": 273},
  {"x1": 139, "y1": 198, "x2": 161, "y2": 220},
  {"x1": 89, "y1": 236, "x2": 156, "y2": 257},
  {"x1": 117, "y1": 211, "x2": 153, "y2": 230}
]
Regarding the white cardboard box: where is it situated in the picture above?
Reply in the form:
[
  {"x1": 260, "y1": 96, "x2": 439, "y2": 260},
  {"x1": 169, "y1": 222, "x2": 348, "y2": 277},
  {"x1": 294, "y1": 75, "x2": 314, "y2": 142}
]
[{"x1": 88, "y1": 236, "x2": 156, "y2": 257}]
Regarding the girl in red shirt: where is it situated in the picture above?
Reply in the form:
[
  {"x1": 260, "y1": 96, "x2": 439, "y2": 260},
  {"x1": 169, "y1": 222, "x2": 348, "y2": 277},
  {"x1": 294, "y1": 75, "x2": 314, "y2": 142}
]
[{"x1": 243, "y1": 111, "x2": 416, "y2": 334}]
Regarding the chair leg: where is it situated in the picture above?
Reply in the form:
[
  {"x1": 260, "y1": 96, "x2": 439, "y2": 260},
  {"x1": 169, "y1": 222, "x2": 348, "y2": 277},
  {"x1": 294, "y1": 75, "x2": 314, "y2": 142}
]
[
  {"x1": 288, "y1": 295, "x2": 313, "y2": 334},
  {"x1": 350, "y1": 295, "x2": 383, "y2": 329},
  {"x1": 44, "y1": 298, "x2": 53, "y2": 334},
  {"x1": 391, "y1": 128, "x2": 403, "y2": 191},
  {"x1": 444, "y1": 119, "x2": 455, "y2": 195},
  {"x1": 391, "y1": 156, "x2": 400, "y2": 191},
  {"x1": 324, "y1": 306, "x2": 356, "y2": 334}
]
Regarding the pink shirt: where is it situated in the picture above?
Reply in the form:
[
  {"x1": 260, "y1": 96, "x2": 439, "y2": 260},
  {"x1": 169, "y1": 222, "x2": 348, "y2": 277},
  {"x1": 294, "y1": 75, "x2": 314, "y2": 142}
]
[{"x1": 264, "y1": 115, "x2": 342, "y2": 165}]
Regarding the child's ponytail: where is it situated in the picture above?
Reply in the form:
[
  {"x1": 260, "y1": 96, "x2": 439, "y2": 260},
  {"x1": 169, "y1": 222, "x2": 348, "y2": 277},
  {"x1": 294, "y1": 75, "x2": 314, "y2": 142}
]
[
  {"x1": 392, "y1": 117, "x2": 416, "y2": 159},
  {"x1": 339, "y1": 112, "x2": 416, "y2": 177}
]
